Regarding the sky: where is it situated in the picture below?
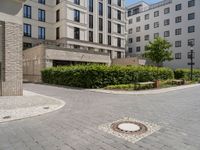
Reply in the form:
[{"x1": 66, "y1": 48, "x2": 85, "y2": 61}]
[{"x1": 125, "y1": 0, "x2": 162, "y2": 6}]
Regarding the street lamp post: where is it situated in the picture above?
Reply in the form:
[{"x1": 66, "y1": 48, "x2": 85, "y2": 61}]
[{"x1": 188, "y1": 44, "x2": 195, "y2": 81}]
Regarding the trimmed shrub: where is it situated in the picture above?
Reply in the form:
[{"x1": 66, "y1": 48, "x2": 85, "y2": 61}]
[
  {"x1": 41, "y1": 65, "x2": 174, "y2": 88},
  {"x1": 174, "y1": 69, "x2": 200, "y2": 81}
]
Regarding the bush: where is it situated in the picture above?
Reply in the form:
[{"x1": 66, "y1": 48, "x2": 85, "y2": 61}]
[
  {"x1": 41, "y1": 65, "x2": 174, "y2": 88},
  {"x1": 174, "y1": 69, "x2": 200, "y2": 81}
]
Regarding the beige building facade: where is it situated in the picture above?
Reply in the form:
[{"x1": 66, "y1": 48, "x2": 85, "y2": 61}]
[{"x1": 0, "y1": 0, "x2": 25, "y2": 96}]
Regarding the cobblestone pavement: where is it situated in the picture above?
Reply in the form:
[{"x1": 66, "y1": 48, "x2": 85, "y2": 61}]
[{"x1": 0, "y1": 83, "x2": 200, "y2": 150}]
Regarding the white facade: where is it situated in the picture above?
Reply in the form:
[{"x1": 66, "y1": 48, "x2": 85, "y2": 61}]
[
  {"x1": 127, "y1": 0, "x2": 200, "y2": 69},
  {"x1": 23, "y1": 0, "x2": 126, "y2": 59}
]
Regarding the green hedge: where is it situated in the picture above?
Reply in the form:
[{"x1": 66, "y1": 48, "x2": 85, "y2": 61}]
[
  {"x1": 174, "y1": 69, "x2": 200, "y2": 81},
  {"x1": 41, "y1": 65, "x2": 174, "y2": 88}
]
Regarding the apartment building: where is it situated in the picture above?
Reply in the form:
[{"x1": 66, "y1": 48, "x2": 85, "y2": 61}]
[
  {"x1": 22, "y1": 0, "x2": 126, "y2": 82},
  {"x1": 127, "y1": 0, "x2": 200, "y2": 69}
]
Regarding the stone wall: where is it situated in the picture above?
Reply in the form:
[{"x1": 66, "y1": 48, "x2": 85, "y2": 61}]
[{"x1": 0, "y1": 22, "x2": 23, "y2": 96}]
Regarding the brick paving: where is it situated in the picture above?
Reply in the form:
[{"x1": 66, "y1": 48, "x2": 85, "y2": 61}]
[{"x1": 0, "y1": 83, "x2": 200, "y2": 150}]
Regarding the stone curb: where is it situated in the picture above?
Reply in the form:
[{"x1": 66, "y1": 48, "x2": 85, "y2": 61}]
[{"x1": 88, "y1": 84, "x2": 200, "y2": 95}]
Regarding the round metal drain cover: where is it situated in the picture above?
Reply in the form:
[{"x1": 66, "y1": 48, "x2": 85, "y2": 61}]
[{"x1": 111, "y1": 121, "x2": 147, "y2": 135}]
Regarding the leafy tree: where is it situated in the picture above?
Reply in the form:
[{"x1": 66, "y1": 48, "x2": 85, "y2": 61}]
[{"x1": 143, "y1": 37, "x2": 173, "y2": 79}]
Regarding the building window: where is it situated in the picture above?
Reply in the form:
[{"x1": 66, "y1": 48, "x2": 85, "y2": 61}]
[
  {"x1": 56, "y1": 27, "x2": 60, "y2": 39},
  {"x1": 136, "y1": 36, "x2": 140, "y2": 42},
  {"x1": 74, "y1": 27, "x2": 80, "y2": 40},
  {"x1": 117, "y1": 10, "x2": 121, "y2": 20},
  {"x1": 38, "y1": 0, "x2": 45, "y2": 5},
  {"x1": 23, "y1": 43, "x2": 32, "y2": 50},
  {"x1": 89, "y1": 31, "x2": 93, "y2": 42},
  {"x1": 164, "y1": 7, "x2": 170, "y2": 14},
  {"x1": 175, "y1": 41, "x2": 182, "y2": 47},
  {"x1": 74, "y1": 10, "x2": 80, "y2": 22},
  {"x1": 136, "y1": 26, "x2": 140, "y2": 32},
  {"x1": 23, "y1": 5, "x2": 31, "y2": 19},
  {"x1": 108, "y1": 6, "x2": 111, "y2": 19},
  {"x1": 108, "y1": 35, "x2": 111, "y2": 45},
  {"x1": 23, "y1": 23, "x2": 31, "y2": 37},
  {"x1": 154, "y1": 33, "x2": 159, "y2": 38},
  {"x1": 164, "y1": 31, "x2": 170, "y2": 37},
  {"x1": 108, "y1": 21, "x2": 111, "y2": 33},
  {"x1": 175, "y1": 53, "x2": 181, "y2": 59},
  {"x1": 117, "y1": 38, "x2": 121, "y2": 47},
  {"x1": 108, "y1": 0, "x2": 111, "y2": 5},
  {"x1": 188, "y1": 0, "x2": 195, "y2": 7},
  {"x1": 117, "y1": 52, "x2": 121, "y2": 59},
  {"x1": 164, "y1": 19, "x2": 170, "y2": 26},
  {"x1": 136, "y1": 46, "x2": 141, "y2": 52},
  {"x1": 144, "y1": 35, "x2": 149, "y2": 41},
  {"x1": 154, "y1": 22, "x2": 159, "y2": 28},
  {"x1": 188, "y1": 39, "x2": 195, "y2": 46},
  {"x1": 128, "y1": 28, "x2": 132, "y2": 34},
  {"x1": 175, "y1": 28, "x2": 182, "y2": 35},
  {"x1": 136, "y1": 16, "x2": 140, "y2": 22},
  {"x1": 99, "y1": 33, "x2": 103, "y2": 44},
  {"x1": 56, "y1": 10, "x2": 60, "y2": 22},
  {"x1": 129, "y1": 19, "x2": 132, "y2": 24},
  {"x1": 188, "y1": 13, "x2": 195, "y2": 20},
  {"x1": 128, "y1": 48, "x2": 132, "y2": 53},
  {"x1": 154, "y1": 11, "x2": 159, "y2": 17},
  {"x1": 89, "y1": 0, "x2": 93, "y2": 12},
  {"x1": 188, "y1": 26, "x2": 195, "y2": 33},
  {"x1": 99, "y1": 18, "x2": 103, "y2": 31},
  {"x1": 145, "y1": 24, "x2": 149, "y2": 30},
  {"x1": 99, "y1": 2, "x2": 103, "y2": 16},
  {"x1": 117, "y1": 0, "x2": 121, "y2": 7},
  {"x1": 89, "y1": 15, "x2": 93, "y2": 29},
  {"x1": 176, "y1": 4, "x2": 182, "y2": 11},
  {"x1": 38, "y1": 9, "x2": 45, "y2": 22},
  {"x1": 175, "y1": 16, "x2": 182, "y2": 23},
  {"x1": 56, "y1": 0, "x2": 60, "y2": 5},
  {"x1": 117, "y1": 24, "x2": 121, "y2": 34},
  {"x1": 74, "y1": 0, "x2": 80, "y2": 5},
  {"x1": 144, "y1": 14, "x2": 149, "y2": 20},
  {"x1": 38, "y1": 26, "x2": 45, "y2": 40},
  {"x1": 128, "y1": 38, "x2": 133, "y2": 43}
]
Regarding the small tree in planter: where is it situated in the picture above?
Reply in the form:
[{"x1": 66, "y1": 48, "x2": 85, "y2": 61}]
[{"x1": 143, "y1": 37, "x2": 173, "y2": 88}]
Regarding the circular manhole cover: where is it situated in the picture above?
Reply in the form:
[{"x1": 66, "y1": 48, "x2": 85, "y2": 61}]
[{"x1": 111, "y1": 121, "x2": 148, "y2": 135}]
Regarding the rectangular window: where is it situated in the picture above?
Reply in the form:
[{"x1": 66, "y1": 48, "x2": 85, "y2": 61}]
[
  {"x1": 117, "y1": 38, "x2": 121, "y2": 47},
  {"x1": 23, "y1": 23, "x2": 31, "y2": 37},
  {"x1": 117, "y1": 24, "x2": 121, "y2": 34},
  {"x1": 176, "y1": 4, "x2": 182, "y2": 11},
  {"x1": 117, "y1": 10, "x2": 121, "y2": 20},
  {"x1": 128, "y1": 48, "x2": 132, "y2": 53},
  {"x1": 154, "y1": 11, "x2": 159, "y2": 17},
  {"x1": 99, "y1": 33, "x2": 103, "y2": 44},
  {"x1": 145, "y1": 24, "x2": 149, "y2": 30},
  {"x1": 136, "y1": 16, "x2": 140, "y2": 22},
  {"x1": 38, "y1": 0, "x2": 45, "y2": 5},
  {"x1": 188, "y1": 39, "x2": 195, "y2": 46},
  {"x1": 128, "y1": 38, "x2": 133, "y2": 43},
  {"x1": 56, "y1": 10, "x2": 60, "y2": 22},
  {"x1": 23, "y1": 5, "x2": 31, "y2": 19},
  {"x1": 89, "y1": 15, "x2": 93, "y2": 29},
  {"x1": 136, "y1": 46, "x2": 141, "y2": 52},
  {"x1": 89, "y1": 31, "x2": 93, "y2": 42},
  {"x1": 188, "y1": 13, "x2": 195, "y2": 20},
  {"x1": 56, "y1": 27, "x2": 60, "y2": 39},
  {"x1": 136, "y1": 26, "x2": 141, "y2": 32},
  {"x1": 117, "y1": 0, "x2": 121, "y2": 7},
  {"x1": 108, "y1": 21, "x2": 111, "y2": 33},
  {"x1": 128, "y1": 28, "x2": 132, "y2": 34},
  {"x1": 38, "y1": 9, "x2": 45, "y2": 22},
  {"x1": 175, "y1": 28, "x2": 182, "y2": 35},
  {"x1": 154, "y1": 22, "x2": 159, "y2": 28},
  {"x1": 108, "y1": 0, "x2": 111, "y2": 5},
  {"x1": 164, "y1": 19, "x2": 170, "y2": 26},
  {"x1": 154, "y1": 33, "x2": 159, "y2": 39},
  {"x1": 175, "y1": 53, "x2": 181, "y2": 59},
  {"x1": 99, "y1": 18, "x2": 103, "y2": 31},
  {"x1": 129, "y1": 19, "x2": 133, "y2": 24},
  {"x1": 145, "y1": 35, "x2": 149, "y2": 41},
  {"x1": 108, "y1": 6, "x2": 111, "y2": 19},
  {"x1": 89, "y1": 0, "x2": 93, "y2": 12},
  {"x1": 136, "y1": 36, "x2": 140, "y2": 42},
  {"x1": 164, "y1": 31, "x2": 170, "y2": 37},
  {"x1": 108, "y1": 35, "x2": 111, "y2": 45},
  {"x1": 164, "y1": 7, "x2": 170, "y2": 14},
  {"x1": 74, "y1": 0, "x2": 80, "y2": 5},
  {"x1": 175, "y1": 16, "x2": 182, "y2": 23},
  {"x1": 175, "y1": 41, "x2": 182, "y2": 47},
  {"x1": 188, "y1": 26, "x2": 195, "y2": 33},
  {"x1": 56, "y1": 0, "x2": 60, "y2": 5},
  {"x1": 74, "y1": 9, "x2": 80, "y2": 22},
  {"x1": 188, "y1": 0, "x2": 195, "y2": 7},
  {"x1": 74, "y1": 27, "x2": 80, "y2": 40},
  {"x1": 144, "y1": 14, "x2": 149, "y2": 20},
  {"x1": 99, "y1": 2, "x2": 103, "y2": 16},
  {"x1": 38, "y1": 26, "x2": 45, "y2": 40},
  {"x1": 117, "y1": 52, "x2": 121, "y2": 58}
]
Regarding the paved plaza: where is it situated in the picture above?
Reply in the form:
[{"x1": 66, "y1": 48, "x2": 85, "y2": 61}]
[{"x1": 0, "y1": 83, "x2": 200, "y2": 150}]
